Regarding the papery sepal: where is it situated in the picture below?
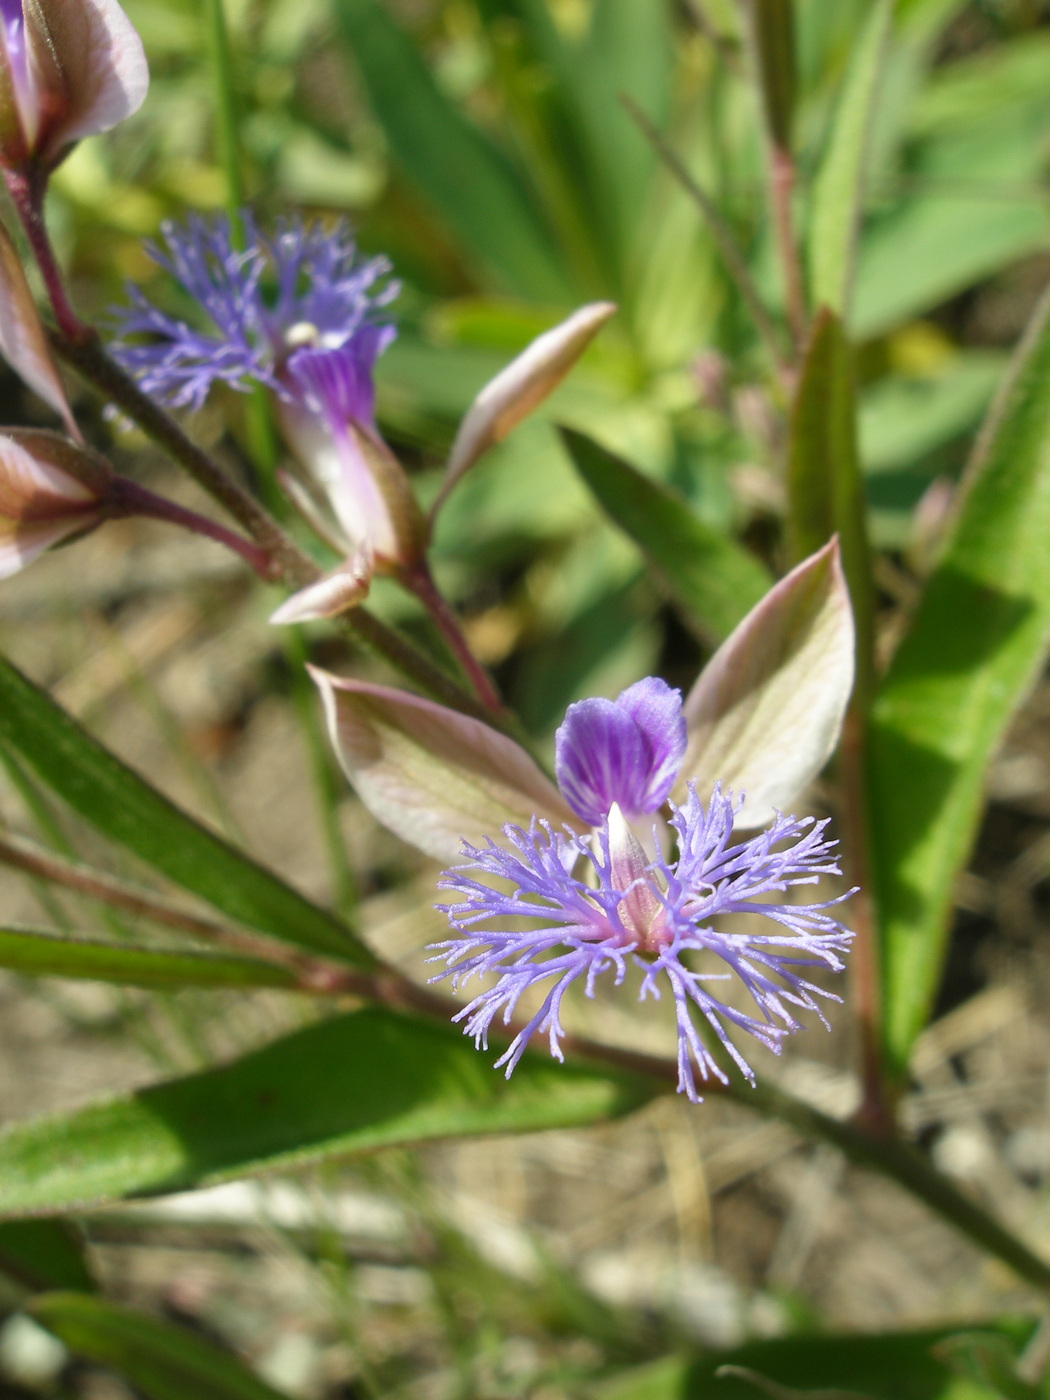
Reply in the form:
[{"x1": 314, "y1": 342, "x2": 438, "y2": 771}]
[{"x1": 269, "y1": 546, "x2": 374, "y2": 625}]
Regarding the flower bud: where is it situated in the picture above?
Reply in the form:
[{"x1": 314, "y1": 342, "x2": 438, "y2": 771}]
[
  {"x1": 269, "y1": 544, "x2": 374, "y2": 626},
  {"x1": 0, "y1": 0, "x2": 148, "y2": 174},
  {"x1": 0, "y1": 427, "x2": 113, "y2": 576}
]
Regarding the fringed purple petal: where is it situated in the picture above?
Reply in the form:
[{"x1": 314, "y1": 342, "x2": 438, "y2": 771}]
[
  {"x1": 432, "y1": 785, "x2": 854, "y2": 1101},
  {"x1": 286, "y1": 325, "x2": 395, "y2": 434},
  {"x1": 555, "y1": 676, "x2": 686, "y2": 823},
  {"x1": 109, "y1": 214, "x2": 398, "y2": 413}
]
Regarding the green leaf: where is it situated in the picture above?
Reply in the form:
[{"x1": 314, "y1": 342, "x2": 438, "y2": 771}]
[
  {"x1": 785, "y1": 310, "x2": 874, "y2": 700},
  {"x1": 0, "y1": 1221, "x2": 93, "y2": 1291},
  {"x1": 594, "y1": 1325, "x2": 1028, "y2": 1400},
  {"x1": 807, "y1": 0, "x2": 894, "y2": 318},
  {"x1": 30, "y1": 1294, "x2": 289, "y2": 1400},
  {"x1": 853, "y1": 110, "x2": 1050, "y2": 338},
  {"x1": 561, "y1": 427, "x2": 772, "y2": 643},
  {"x1": 870, "y1": 285, "x2": 1050, "y2": 1077},
  {"x1": 569, "y1": 0, "x2": 673, "y2": 271},
  {"x1": 0, "y1": 654, "x2": 369, "y2": 965},
  {"x1": 334, "y1": 0, "x2": 567, "y2": 303},
  {"x1": 859, "y1": 354, "x2": 1006, "y2": 474},
  {"x1": 745, "y1": 0, "x2": 796, "y2": 152},
  {"x1": 931, "y1": 1332, "x2": 1038, "y2": 1400},
  {"x1": 0, "y1": 1007, "x2": 652, "y2": 1215},
  {"x1": 0, "y1": 927, "x2": 297, "y2": 991}
]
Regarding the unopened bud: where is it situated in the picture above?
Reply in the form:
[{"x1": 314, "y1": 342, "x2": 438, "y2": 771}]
[
  {"x1": 269, "y1": 545, "x2": 374, "y2": 625},
  {"x1": 0, "y1": 427, "x2": 113, "y2": 576},
  {"x1": 431, "y1": 302, "x2": 617, "y2": 523}
]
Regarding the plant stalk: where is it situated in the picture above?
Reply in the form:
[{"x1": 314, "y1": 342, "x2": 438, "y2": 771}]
[
  {"x1": 109, "y1": 477, "x2": 274, "y2": 579},
  {"x1": 838, "y1": 704, "x2": 892, "y2": 1135},
  {"x1": 401, "y1": 561, "x2": 503, "y2": 714},
  {"x1": 5, "y1": 168, "x2": 88, "y2": 342},
  {"x1": 769, "y1": 143, "x2": 807, "y2": 348}
]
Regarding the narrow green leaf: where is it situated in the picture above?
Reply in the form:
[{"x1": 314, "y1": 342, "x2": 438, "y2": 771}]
[
  {"x1": 0, "y1": 654, "x2": 369, "y2": 965},
  {"x1": 0, "y1": 1007, "x2": 652, "y2": 1215},
  {"x1": 0, "y1": 1221, "x2": 93, "y2": 1291},
  {"x1": 807, "y1": 0, "x2": 894, "y2": 318},
  {"x1": 571, "y1": 0, "x2": 673, "y2": 270},
  {"x1": 31, "y1": 1294, "x2": 289, "y2": 1400},
  {"x1": 870, "y1": 286, "x2": 1050, "y2": 1076},
  {"x1": 561, "y1": 427, "x2": 772, "y2": 643},
  {"x1": 745, "y1": 0, "x2": 796, "y2": 152},
  {"x1": 786, "y1": 309, "x2": 875, "y2": 700},
  {"x1": 0, "y1": 927, "x2": 296, "y2": 991},
  {"x1": 334, "y1": 0, "x2": 567, "y2": 303}
]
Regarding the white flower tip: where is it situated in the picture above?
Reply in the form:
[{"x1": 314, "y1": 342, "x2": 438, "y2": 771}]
[{"x1": 269, "y1": 552, "x2": 373, "y2": 625}]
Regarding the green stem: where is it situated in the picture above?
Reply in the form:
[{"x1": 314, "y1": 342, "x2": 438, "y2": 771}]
[
  {"x1": 200, "y1": 0, "x2": 283, "y2": 506},
  {"x1": 741, "y1": 1076, "x2": 1050, "y2": 1296},
  {"x1": 203, "y1": 0, "x2": 245, "y2": 226}
]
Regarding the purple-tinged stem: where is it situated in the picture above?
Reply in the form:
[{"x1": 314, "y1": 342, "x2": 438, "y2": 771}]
[
  {"x1": 769, "y1": 144, "x2": 807, "y2": 351},
  {"x1": 402, "y1": 560, "x2": 503, "y2": 714},
  {"x1": 5, "y1": 167, "x2": 89, "y2": 343},
  {"x1": 108, "y1": 476, "x2": 275, "y2": 580}
]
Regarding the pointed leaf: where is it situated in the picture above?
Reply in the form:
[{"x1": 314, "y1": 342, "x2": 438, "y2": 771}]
[
  {"x1": 432, "y1": 303, "x2": 616, "y2": 519},
  {"x1": 0, "y1": 1007, "x2": 651, "y2": 1214},
  {"x1": 679, "y1": 541, "x2": 854, "y2": 828},
  {"x1": 0, "y1": 927, "x2": 297, "y2": 990},
  {"x1": 807, "y1": 0, "x2": 894, "y2": 319},
  {"x1": 0, "y1": 652, "x2": 369, "y2": 964},
  {"x1": 744, "y1": 0, "x2": 796, "y2": 153},
  {"x1": 0, "y1": 228, "x2": 78, "y2": 435},
  {"x1": 871, "y1": 285, "x2": 1050, "y2": 1076},
  {"x1": 786, "y1": 310, "x2": 875, "y2": 703},
  {"x1": 311, "y1": 671, "x2": 575, "y2": 860},
  {"x1": 31, "y1": 1294, "x2": 288, "y2": 1400},
  {"x1": 333, "y1": 0, "x2": 567, "y2": 302},
  {"x1": 561, "y1": 427, "x2": 772, "y2": 644},
  {"x1": 0, "y1": 1221, "x2": 93, "y2": 1291}
]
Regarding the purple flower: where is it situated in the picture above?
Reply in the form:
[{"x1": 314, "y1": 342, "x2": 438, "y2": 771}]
[
  {"x1": 555, "y1": 677, "x2": 686, "y2": 824},
  {"x1": 111, "y1": 215, "x2": 426, "y2": 579},
  {"x1": 110, "y1": 214, "x2": 398, "y2": 417},
  {"x1": 431, "y1": 679, "x2": 853, "y2": 1100}
]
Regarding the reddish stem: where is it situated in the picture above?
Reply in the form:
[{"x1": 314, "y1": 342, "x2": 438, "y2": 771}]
[
  {"x1": 402, "y1": 561, "x2": 503, "y2": 714},
  {"x1": 5, "y1": 166, "x2": 89, "y2": 343},
  {"x1": 769, "y1": 144, "x2": 807, "y2": 350},
  {"x1": 108, "y1": 476, "x2": 276, "y2": 580}
]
